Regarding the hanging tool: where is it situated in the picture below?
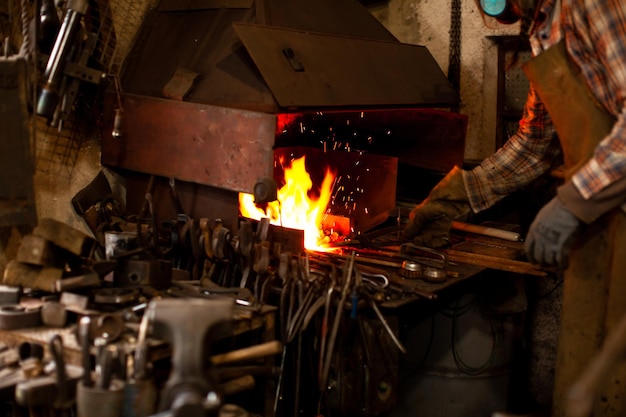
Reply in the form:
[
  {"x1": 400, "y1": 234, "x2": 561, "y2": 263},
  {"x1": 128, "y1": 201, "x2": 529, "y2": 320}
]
[
  {"x1": 238, "y1": 221, "x2": 254, "y2": 289},
  {"x1": 286, "y1": 282, "x2": 317, "y2": 343},
  {"x1": 37, "y1": 0, "x2": 89, "y2": 118},
  {"x1": 320, "y1": 252, "x2": 355, "y2": 391},
  {"x1": 318, "y1": 264, "x2": 337, "y2": 389},
  {"x1": 367, "y1": 298, "x2": 407, "y2": 354}
]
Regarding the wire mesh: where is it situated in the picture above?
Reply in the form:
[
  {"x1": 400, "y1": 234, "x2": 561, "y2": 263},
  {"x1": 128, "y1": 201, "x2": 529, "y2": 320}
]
[
  {"x1": 37, "y1": 0, "x2": 156, "y2": 177},
  {"x1": 35, "y1": 116, "x2": 84, "y2": 175},
  {"x1": 4, "y1": 0, "x2": 156, "y2": 178},
  {"x1": 106, "y1": 0, "x2": 157, "y2": 76}
]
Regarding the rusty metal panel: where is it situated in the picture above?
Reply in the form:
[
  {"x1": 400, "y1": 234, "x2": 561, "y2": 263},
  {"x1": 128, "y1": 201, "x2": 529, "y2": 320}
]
[
  {"x1": 101, "y1": 93, "x2": 276, "y2": 193},
  {"x1": 158, "y1": 0, "x2": 253, "y2": 11},
  {"x1": 275, "y1": 109, "x2": 468, "y2": 174},
  {"x1": 120, "y1": 6, "x2": 280, "y2": 113},
  {"x1": 0, "y1": 57, "x2": 37, "y2": 227},
  {"x1": 259, "y1": 0, "x2": 397, "y2": 42},
  {"x1": 234, "y1": 23, "x2": 459, "y2": 109},
  {"x1": 121, "y1": 0, "x2": 455, "y2": 112}
]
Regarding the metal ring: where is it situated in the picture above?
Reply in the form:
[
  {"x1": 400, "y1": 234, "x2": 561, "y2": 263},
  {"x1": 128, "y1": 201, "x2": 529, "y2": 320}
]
[
  {"x1": 422, "y1": 267, "x2": 447, "y2": 283},
  {"x1": 0, "y1": 305, "x2": 42, "y2": 330}
]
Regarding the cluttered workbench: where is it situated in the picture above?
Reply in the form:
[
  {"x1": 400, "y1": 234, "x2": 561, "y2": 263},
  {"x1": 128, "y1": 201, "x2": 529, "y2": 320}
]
[
  {"x1": 0, "y1": 301, "x2": 278, "y2": 367},
  {"x1": 0, "y1": 216, "x2": 288, "y2": 417},
  {"x1": 0, "y1": 293, "x2": 280, "y2": 417},
  {"x1": 0, "y1": 212, "x2": 551, "y2": 417}
]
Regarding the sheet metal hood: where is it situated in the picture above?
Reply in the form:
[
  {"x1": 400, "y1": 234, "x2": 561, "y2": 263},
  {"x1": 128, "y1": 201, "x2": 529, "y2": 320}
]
[
  {"x1": 120, "y1": 0, "x2": 459, "y2": 112},
  {"x1": 102, "y1": 0, "x2": 464, "y2": 200}
]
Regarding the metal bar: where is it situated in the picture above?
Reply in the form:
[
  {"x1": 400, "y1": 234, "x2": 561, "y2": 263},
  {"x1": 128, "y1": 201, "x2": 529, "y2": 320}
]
[{"x1": 442, "y1": 249, "x2": 550, "y2": 277}]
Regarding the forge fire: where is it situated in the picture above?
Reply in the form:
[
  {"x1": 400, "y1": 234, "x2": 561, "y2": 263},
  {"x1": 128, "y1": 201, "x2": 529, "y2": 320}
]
[{"x1": 239, "y1": 155, "x2": 343, "y2": 251}]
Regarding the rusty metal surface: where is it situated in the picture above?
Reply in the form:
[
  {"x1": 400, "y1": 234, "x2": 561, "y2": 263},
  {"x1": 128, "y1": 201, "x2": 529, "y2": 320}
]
[
  {"x1": 101, "y1": 93, "x2": 276, "y2": 193},
  {"x1": 258, "y1": 0, "x2": 397, "y2": 41},
  {"x1": 120, "y1": 0, "x2": 456, "y2": 112},
  {"x1": 275, "y1": 109, "x2": 468, "y2": 175},
  {"x1": 120, "y1": 6, "x2": 280, "y2": 113},
  {"x1": 0, "y1": 57, "x2": 37, "y2": 227},
  {"x1": 234, "y1": 23, "x2": 458, "y2": 109},
  {"x1": 158, "y1": 0, "x2": 254, "y2": 11}
]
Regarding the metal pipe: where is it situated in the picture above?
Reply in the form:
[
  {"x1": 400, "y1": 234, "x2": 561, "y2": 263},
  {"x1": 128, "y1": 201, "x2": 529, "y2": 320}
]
[
  {"x1": 37, "y1": 0, "x2": 88, "y2": 118},
  {"x1": 79, "y1": 316, "x2": 92, "y2": 387}
]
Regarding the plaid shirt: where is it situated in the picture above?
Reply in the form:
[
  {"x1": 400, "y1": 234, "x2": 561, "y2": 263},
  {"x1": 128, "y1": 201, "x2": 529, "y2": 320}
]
[{"x1": 464, "y1": 0, "x2": 626, "y2": 212}]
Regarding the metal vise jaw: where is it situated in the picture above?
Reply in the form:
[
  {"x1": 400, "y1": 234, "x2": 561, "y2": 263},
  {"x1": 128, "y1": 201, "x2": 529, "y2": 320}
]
[{"x1": 149, "y1": 298, "x2": 234, "y2": 417}]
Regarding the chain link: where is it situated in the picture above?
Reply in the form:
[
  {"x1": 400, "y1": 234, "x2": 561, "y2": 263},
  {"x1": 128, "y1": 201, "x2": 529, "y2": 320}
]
[{"x1": 448, "y1": 0, "x2": 462, "y2": 112}]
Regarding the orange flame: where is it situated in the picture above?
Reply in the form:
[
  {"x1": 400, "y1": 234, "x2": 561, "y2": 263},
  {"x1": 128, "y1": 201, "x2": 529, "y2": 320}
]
[{"x1": 239, "y1": 156, "x2": 335, "y2": 250}]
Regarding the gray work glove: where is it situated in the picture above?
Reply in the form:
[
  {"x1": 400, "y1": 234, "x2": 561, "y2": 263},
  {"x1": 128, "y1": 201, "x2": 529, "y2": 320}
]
[
  {"x1": 524, "y1": 196, "x2": 581, "y2": 271},
  {"x1": 403, "y1": 166, "x2": 471, "y2": 248}
]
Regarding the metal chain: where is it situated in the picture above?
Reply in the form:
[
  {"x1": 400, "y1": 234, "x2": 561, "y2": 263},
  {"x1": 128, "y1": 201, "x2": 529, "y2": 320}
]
[
  {"x1": 448, "y1": 0, "x2": 462, "y2": 112},
  {"x1": 19, "y1": 0, "x2": 31, "y2": 59}
]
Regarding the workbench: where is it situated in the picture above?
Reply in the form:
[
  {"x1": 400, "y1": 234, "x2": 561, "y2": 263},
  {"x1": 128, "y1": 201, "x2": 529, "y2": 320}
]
[
  {"x1": 0, "y1": 302, "x2": 278, "y2": 417},
  {"x1": 0, "y1": 303, "x2": 277, "y2": 366}
]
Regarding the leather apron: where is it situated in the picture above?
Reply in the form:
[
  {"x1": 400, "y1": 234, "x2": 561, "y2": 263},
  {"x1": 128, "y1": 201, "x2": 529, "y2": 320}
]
[{"x1": 523, "y1": 40, "x2": 626, "y2": 417}]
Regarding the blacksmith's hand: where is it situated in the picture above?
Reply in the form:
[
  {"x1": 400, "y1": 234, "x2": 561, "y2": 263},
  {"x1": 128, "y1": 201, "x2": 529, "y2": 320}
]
[
  {"x1": 524, "y1": 196, "x2": 581, "y2": 271},
  {"x1": 404, "y1": 166, "x2": 471, "y2": 248}
]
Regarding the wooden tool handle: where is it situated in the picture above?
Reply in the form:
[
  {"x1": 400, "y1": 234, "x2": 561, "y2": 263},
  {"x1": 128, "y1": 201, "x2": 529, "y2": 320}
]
[
  {"x1": 211, "y1": 340, "x2": 283, "y2": 366},
  {"x1": 218, "y1": 375, "x2": 256, "y2": 395},
  {"x1": 452, "y1": 221, "x2": 522, "y2": 242}
]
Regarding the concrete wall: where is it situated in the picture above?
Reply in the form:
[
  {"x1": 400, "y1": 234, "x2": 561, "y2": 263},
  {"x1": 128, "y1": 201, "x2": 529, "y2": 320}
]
[{"x1": 371, "y1": 0, "x2": 519, "y2": 162}]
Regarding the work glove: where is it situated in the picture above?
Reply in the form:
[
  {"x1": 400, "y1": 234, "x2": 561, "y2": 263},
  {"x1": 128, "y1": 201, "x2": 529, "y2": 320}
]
[
  {"x1": 524, "y1": 196, "x2": 581, "y2": 271},
  {"x1": 403, "y1": 166, "x2": 471, "y2": 248}
]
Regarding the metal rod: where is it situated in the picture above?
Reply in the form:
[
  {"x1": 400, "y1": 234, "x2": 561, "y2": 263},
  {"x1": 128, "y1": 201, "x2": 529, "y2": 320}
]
[
  {"x1": 451, "y1": 221, "x2": 522, "y2": 242},
  {"x1": 320, "y1": 252, "x2": 355, "y2": 391},
  {"x1": 133, "y1": 306, "x2": 153, "y2": 380},
  {"x1": 79, "y1": 316, "x2": 92, "y2": 387},
  {"x1": 442, "y1": 249, "x2": 550, "y2": 277},
  {"x1": 368, "y1": 298, "x2": 407, "y2": 354}
]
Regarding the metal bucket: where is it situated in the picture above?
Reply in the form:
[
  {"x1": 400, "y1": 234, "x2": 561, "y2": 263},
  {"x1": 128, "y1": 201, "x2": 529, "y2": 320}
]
[{"x1": 387, "y1": 291, "x2": 524, "y2": 417}]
